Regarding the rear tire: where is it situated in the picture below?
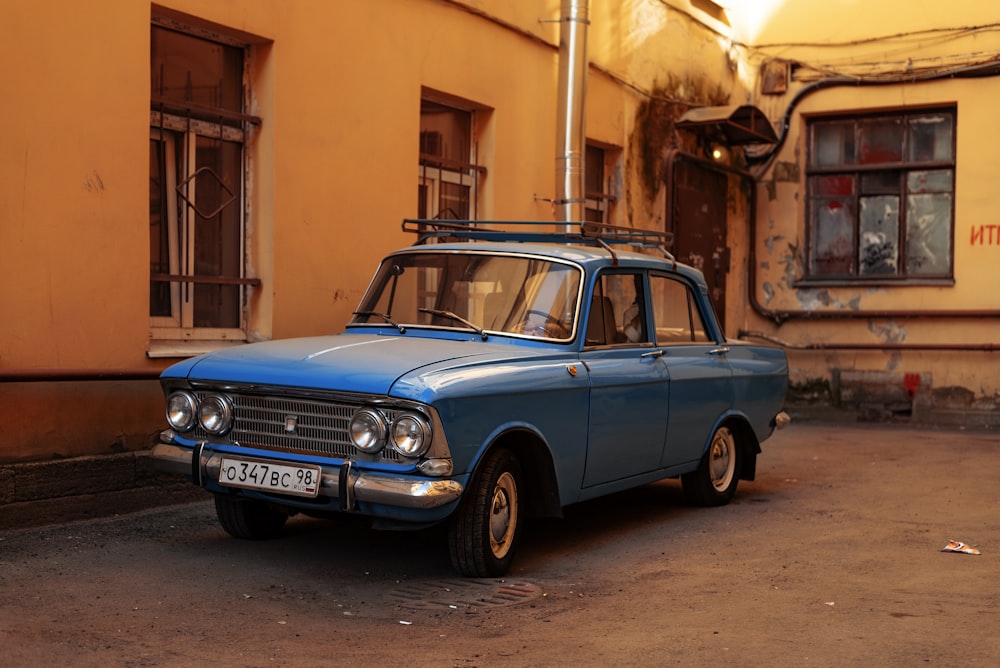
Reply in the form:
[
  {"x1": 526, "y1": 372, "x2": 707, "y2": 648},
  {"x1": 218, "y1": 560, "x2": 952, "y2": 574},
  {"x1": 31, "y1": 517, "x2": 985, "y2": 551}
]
[
  {"x1": 682, "y1": 425, "x2": 740, "y2": 507},
  {"x1": 449, "y1": 449, "x2": 522, "y2": 577},
  {"x1": 214, "y1": 494, "x2": 288, "y2": 539}
]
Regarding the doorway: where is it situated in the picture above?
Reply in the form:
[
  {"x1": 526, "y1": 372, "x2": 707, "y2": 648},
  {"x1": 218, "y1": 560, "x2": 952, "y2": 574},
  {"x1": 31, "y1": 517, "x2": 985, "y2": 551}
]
[{"x1": 667, "y1": 154, "x2": 730, "y2": 330}]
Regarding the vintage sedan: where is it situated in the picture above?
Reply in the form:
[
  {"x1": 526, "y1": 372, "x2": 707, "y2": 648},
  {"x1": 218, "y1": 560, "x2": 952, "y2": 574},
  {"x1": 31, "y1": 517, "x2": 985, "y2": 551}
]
[{"x1": 151, "y1": 220, "x2": 789, "y2": 577}]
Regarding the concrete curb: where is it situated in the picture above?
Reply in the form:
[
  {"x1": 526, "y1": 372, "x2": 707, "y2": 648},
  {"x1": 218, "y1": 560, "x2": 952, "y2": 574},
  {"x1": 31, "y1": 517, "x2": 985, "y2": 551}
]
[{"x1": 0, "y1": 450, "x2": 207, "y2": 530}]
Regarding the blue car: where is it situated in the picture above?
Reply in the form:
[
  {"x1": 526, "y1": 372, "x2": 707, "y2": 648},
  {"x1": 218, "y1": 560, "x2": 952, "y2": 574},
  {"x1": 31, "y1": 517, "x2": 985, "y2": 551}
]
[{"x1": 151, "y1": 220, "x2": 789, "y2": 577}]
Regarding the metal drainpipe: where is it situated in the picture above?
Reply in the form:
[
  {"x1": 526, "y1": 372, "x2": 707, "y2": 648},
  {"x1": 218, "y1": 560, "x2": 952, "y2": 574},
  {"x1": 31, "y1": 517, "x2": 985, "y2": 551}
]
[{"x1": 555, "y1": 0, "x2": 589, "y2": 226}]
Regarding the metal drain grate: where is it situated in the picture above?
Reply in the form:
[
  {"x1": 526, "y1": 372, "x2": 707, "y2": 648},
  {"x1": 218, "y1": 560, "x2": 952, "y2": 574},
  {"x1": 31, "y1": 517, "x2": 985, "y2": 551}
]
[{"x1": 388, "y1": 579, "x2": 543, "y2": 611}]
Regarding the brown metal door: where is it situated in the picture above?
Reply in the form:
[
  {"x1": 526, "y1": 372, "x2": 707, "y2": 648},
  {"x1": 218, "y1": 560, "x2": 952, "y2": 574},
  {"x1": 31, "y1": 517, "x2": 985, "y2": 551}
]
[{"x1": 670, "y1": 158, "x2": 729, "y2": 331}]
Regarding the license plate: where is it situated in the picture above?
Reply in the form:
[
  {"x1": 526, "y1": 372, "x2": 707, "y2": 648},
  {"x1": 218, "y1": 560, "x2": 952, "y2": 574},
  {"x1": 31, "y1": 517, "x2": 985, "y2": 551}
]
[{"x1": 218, "y1": 457, "x2": 321, "y2": 498}]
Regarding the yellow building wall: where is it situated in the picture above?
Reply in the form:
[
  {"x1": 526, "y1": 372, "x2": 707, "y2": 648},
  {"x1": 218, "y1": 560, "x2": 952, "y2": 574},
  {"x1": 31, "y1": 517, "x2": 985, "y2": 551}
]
[
  {"x1": 0, "y1": 0, "x2": 745, "y2": 462},
  {"x1": 742, "y1": 1, "x2": 1000, "y2": 411}
]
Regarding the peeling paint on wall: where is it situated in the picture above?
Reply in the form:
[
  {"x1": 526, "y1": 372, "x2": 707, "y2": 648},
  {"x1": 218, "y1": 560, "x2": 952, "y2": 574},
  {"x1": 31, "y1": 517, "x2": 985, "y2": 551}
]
[
  {"x1": 762, "y1": 281, "x2": 775, "y2": 304},
  {"x1": 772, "y1": 161, "x2": 799, "y2": 182}
]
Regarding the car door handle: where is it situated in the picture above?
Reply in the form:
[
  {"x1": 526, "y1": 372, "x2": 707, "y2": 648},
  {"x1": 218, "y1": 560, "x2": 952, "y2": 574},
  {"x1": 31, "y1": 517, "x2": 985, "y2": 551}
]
[
  {"x1": 707, "y1": 346, "x2": 730, "y2": 356},
  {"x1": 641, "y1": 349, "x2": 665, "y2": 359}
]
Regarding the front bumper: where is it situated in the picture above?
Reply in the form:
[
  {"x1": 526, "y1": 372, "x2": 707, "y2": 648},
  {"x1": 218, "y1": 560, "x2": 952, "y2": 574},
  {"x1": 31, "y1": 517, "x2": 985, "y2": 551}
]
[{"x1": 150, "y1": 442, "x2": 464, "y2": 512}]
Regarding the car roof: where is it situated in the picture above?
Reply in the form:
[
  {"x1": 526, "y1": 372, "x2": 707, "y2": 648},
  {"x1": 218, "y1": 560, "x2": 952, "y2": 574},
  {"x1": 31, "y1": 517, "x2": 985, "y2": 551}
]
[
  {"x1": 393, "y1": 219, "x2": 709, "y2": 286},
  {"x1": 389, "y1": 243, "x2": 711, "y2": 287}
]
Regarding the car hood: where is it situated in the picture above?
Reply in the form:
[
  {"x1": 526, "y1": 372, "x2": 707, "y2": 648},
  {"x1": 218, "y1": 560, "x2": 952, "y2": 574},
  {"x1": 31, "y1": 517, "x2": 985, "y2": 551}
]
[{"x1": 162, "y1": 332, "x2": 548, "y2": 396}]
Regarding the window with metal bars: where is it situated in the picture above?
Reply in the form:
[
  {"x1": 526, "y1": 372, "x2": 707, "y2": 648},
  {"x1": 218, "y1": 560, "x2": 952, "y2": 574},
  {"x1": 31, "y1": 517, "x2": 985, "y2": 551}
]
[
  {"x1": 417, "y1": 98, "x2": 484, "y2": 220},
  {"x1": 149, "y1": 23, "x2": 260, "y2": 341}
]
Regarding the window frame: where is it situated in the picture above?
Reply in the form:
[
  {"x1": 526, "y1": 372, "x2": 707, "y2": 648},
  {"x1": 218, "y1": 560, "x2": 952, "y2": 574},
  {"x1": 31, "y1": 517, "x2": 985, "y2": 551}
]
[
  {"x1": 149, "y1": 21, "x2": 261, "y2": 351},
  {"x1": 417, "y1": 94, "x2": 486, "y2": 220},
  {"x1": 802, "y1": 107, "x2": 956, "y2": 286}
]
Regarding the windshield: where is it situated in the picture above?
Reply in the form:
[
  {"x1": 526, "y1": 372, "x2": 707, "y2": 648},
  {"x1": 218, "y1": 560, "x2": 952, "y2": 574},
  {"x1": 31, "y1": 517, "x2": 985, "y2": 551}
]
[{"x1": 351, "y1": 251, "x2": 582, "y2": 340}]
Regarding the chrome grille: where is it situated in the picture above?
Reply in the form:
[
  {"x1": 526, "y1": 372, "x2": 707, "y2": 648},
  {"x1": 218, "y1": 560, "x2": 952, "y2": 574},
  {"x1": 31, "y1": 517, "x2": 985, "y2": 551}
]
[{"x1": 193, "y1": 392, "x2": 401, "y2": 463}]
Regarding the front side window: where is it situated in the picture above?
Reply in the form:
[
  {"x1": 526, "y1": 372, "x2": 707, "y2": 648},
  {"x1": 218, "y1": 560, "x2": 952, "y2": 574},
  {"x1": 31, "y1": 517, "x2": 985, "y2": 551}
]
[
  {"x1": 418, "y1": 96, "x2": 484, "y2": 220},
  {"x1": 806, "y1": 109, "x2": 955, "y2": 281},
  {"x1": 586, "y1": 272, "x2": 646, "y2": 346},
  {"x1": 352, "y1": 252, "x2": 581, "y2": 341},
  {"x1": 150, "y1": 24, "x2": 258, "y2": 341}
]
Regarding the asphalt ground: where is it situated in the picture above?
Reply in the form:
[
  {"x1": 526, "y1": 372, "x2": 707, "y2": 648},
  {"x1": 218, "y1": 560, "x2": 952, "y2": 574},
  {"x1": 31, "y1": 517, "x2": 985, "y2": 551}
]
[{"x1": 0, "y1": 419, "x2": 997, "y2": 666}]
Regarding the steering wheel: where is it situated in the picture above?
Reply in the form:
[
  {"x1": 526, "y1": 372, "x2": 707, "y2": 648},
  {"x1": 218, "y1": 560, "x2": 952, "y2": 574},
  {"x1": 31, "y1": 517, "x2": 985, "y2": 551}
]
[{"x1": 517, "y1": 309, "x2": 568, "y2": 338}]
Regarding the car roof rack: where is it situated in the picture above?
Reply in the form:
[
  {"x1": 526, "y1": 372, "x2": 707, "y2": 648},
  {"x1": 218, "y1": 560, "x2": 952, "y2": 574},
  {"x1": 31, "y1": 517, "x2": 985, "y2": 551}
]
[{"x1": 401, "y1": 219, "x2": 676, "y2": 266}]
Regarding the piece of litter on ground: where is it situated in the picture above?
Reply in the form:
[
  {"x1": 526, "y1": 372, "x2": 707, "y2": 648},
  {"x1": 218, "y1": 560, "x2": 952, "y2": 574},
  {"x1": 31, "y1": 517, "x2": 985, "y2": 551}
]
[
  {"x1": 400, "y1": 620, "x2": 412, "y2": 625},
  {"x1": 824, "y1": 601, "x2": 835, "y2": 606},
  {"x1": 940, "y1": 540, "x2": 981, "y2": 555}
]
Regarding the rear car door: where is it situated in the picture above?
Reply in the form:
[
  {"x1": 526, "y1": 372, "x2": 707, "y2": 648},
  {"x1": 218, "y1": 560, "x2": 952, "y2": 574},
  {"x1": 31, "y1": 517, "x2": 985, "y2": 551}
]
[{"x1": 650, "y1": 272, "x2": 733, "y2": 469}]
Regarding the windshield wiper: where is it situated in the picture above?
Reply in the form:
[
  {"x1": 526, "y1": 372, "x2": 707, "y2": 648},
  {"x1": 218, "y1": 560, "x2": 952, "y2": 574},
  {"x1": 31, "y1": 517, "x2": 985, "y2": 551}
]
[
  {"x1": 352, "y1": 310, "x2": 406, "y2": 334},
  {"x1": 419, "y1": 308, "x2": 489, "y2": 341}
]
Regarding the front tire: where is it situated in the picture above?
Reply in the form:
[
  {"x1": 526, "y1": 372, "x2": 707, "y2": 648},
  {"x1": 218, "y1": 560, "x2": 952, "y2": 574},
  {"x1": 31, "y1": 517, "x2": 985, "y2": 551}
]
[
  {"x1": 449, "y1": 449, "x2": 522, "y2": 577},
  {"x1": 214, "y1": 494, "x2": 288, "y2": 539},
  {"x1": 682, "y1": 425, "x2": 740, "y2": 507}
]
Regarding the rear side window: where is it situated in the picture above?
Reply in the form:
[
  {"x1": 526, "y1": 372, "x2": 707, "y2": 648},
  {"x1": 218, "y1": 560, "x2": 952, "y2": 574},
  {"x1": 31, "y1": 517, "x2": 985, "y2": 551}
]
[{"x1": 650, "y1": 274, "x2": 710, "y2": 344}]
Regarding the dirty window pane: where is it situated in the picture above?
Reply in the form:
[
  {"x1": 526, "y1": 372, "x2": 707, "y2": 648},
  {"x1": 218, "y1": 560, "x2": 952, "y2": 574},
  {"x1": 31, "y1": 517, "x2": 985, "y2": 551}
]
[
  {"x1": 812, "y1": 121, "x2": 855, "y2": 167},
  {"x1": 860, "y1": 171, "x2": 899, "y2": 195},
  {"x1": 906, "y1": 193, "x2": 952, "y2": 275},
  {"x1": 809, "y1": 195, "x2": 854, "y2": 275},
  {"x1": 858, "y1": 196, "x2": 899, "y2": 275},
  {"x1": 907, "y1": 170, "x2": 952, "y2": 194},
  {"x1": 858, "y1": 118, "x2": 903, "y2": 164},
  {"x1": 812, "y1": 174, "x2": 854, "y2": 196},
  {"x1": 151, "y1": 27, "x2": 243, "y2": 114},
  {"x1": 908, "y1": 114, "x2": 953, "y2": 162}
]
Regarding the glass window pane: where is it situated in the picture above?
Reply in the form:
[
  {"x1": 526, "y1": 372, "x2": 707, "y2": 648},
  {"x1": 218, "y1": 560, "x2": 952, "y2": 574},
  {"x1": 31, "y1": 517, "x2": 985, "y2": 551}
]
[
  {"x1": 859, "y1": 117, "x2": 903, "y2": 164},
  {"x1": 810, "y1": 196, "x2": 855, "y2": 275},
  {"x1": 585, "y1": 145, "x2": 604, "y2": 194},
  {"x1": 193, "y1": 137, "x2": 242, "y2": 328},
  {"x1": 907, "y1": 169, "x2": 952, "y2": 194},
  {"x1": 810, "y1": 174, "x2": 854, "y2": 197},
  {"x1": 858, "y1": 196, "x2": 899, "y2": 275},
  {"x1": 812, "y1": 121, "x2": 855, "y2": 167},
  {"x1": 860, "y1": 171, "x2": 899, "y2": 195},
  {"x1": 908, "y1": 113, "x2": 953, "y2": 162},
  {"x1": 906, "y1": 193, "x2": 952, "y2": 275},
  {"x1": 149, "y1": 138, "x2": 172, "y2": 317},
  {"x1": 420, "y1": 101, "x2": 471, "y2": 165},
  {"x1": 151, "y1": 27, "x2": 243, "y2": 113},
  {"x1": 439, "y1": 182, "x2": 470, "y2": 219},
  {"x1": 650, "y1": 275, "x2": 708, "y2": 343}
]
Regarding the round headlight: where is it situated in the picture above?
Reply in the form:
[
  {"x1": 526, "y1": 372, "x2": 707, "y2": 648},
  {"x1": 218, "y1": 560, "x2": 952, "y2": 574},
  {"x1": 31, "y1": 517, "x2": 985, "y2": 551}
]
[
  {"x1": 198, "y1": 394, "x2": 234, "y2": 435},
  {"x1": 349, "y1": 408, "x2": 387, "y2": 453},
  {"x1": 166, "y1": 391, "x2": 198, "y2": 432},
  {"x1": 390, "y1": 413, "x2": 431, "y2": 457}
]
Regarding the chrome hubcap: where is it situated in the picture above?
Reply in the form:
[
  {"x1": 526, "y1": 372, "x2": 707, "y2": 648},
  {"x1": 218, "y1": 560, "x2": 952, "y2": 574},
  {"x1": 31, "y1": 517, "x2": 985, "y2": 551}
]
[
  {"x1": 708, "y1": 427, "x2": 736, "y2": 492},
  {"x1": 489, "y1": 472, "x2": 517, "y2": 558}
]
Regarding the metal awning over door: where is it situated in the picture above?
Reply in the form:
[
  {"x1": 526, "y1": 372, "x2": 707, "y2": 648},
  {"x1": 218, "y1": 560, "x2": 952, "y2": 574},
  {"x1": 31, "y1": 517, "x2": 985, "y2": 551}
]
[{"x1": 676, "y1": 104, "x2": 777, "y2": 145}]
